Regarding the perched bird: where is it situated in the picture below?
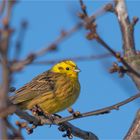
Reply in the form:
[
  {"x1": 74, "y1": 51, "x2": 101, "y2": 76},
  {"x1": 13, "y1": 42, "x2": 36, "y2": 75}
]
[{"x1": 10, "y1": 60, "x2": 81, "y2": 114}]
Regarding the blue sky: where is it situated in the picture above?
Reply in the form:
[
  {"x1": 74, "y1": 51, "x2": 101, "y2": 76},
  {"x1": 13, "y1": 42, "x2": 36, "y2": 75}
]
[{"x1": 9, "y1": 0, "x2": 140, "y2": 139}]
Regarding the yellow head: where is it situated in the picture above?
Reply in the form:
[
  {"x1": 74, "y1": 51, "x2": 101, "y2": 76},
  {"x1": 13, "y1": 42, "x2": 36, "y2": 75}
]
[{"x1": 51, "y1": 60, "x2": 80, "y2": 78}]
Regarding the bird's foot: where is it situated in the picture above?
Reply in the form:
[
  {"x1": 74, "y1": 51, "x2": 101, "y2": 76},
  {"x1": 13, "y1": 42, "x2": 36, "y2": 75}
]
[
  {"x1": 44, "y1": 113, "x2": 56, "y2": 126},
  {"x1": 31, "y1": 105, "x2": 45, "y2": 116}
]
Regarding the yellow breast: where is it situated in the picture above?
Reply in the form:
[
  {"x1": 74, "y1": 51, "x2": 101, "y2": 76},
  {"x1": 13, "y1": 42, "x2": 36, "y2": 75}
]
[{"x1": 37, "y1": 77, "x2": 80, "y2": 114}]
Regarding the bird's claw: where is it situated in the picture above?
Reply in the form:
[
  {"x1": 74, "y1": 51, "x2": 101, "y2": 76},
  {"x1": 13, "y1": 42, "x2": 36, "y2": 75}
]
[{"x1": 31, "y1": 105, "x2": 44, "y2": 116}]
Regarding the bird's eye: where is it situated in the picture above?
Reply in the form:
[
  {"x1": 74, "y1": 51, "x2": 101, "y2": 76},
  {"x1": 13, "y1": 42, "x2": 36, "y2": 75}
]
[{"x1": 66, "y1": 67, "x2": 70, "y2": 70}]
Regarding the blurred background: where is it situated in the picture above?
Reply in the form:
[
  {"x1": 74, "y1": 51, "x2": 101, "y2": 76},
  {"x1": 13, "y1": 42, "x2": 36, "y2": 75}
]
[{"x1": 5, "y1": 0, "x2": 140, "y2": 139}]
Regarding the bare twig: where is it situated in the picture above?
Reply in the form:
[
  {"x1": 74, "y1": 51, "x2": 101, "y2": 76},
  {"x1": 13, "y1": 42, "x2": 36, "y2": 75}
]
[
  {"x1": 15, "y1": 108, "x2": 98, "y2": 140},
  {"x1": 5, "y1": 119, "x2": 24, "y2": 140},
  {"x1": 14, "y1": 20, "x2": 28, "y2": 60},
  {"x1": 95, "y1": 35, "x2": 140, "y2": 78},
  {"x1": 79, "y1": 0, "x2": 140, "y2": 79},
  {"x1": 10, "y1": 23, "x2": 82, "y2": 72},
  {"x1": 57, "y1": 93, "x2": 140, "y2": 123},
  {"x1": 14, "y1": 92, "x2": 140, "y2": 137},
  {"x1": 9, "y1": 1, "x2": 116, "y2": 73},
  {"x1": 1, "y1": 0, "x2": 140, "y2": 139},
  {"x1": 31, "y1": 53, "x2": 112, "y2": 65}
]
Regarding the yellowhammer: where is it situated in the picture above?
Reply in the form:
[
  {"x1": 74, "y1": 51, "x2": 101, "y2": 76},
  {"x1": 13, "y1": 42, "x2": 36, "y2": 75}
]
[{"x1": 10, "y1": 60, "x2": 80, "y2": 114}]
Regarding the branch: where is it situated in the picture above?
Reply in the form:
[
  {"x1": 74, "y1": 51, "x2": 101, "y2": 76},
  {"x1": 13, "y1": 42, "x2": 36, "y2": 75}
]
[
  {"x1": 0, "y1": 1, "x2": 13, "y2": 138},
  {"x1": 0, "y1": 1, "x2": 23, "y2": 139},
  {"x1": 14, "y1": 20, "x2": 28, "y2": 60},
  {"x1": 114, "y1": 0, "x2": 140, "y2": 139},
  {"x1": 10, "y1": 23, "x2": 82, "y2": 72},
  {"x1": 13, "y1": 93, "x2": 140, "y2": 139},
  {"x1": 94, "y1": 35, "x2": 140, "y2": 78},
  {"x1": 59, "y1": 122, "x2": 98, "y2": 140},
  {"x1": 115, "y1": 0, "x2": 136, "y2": 56},
  {"x1": 57, "y1": 93, "x2": 140, "y2": 123},
  {"x1": 0, "y1": 0, "x2": 6, "y2": 17},
  {"x1": 78, "y1": 0, "x2": 140, "y2": 79},
  {"x1": 10, "y1": 1, "x2": 114, "y2": 72},
  {"x1": 124, "y1": 109, "x2": 140, "y2": 140},
  {"x1": 30, "y1": 53, "x2": 112, "y2": 65},
  {"x1": 14, "y1": 108, "x2": 98, "y2": 140}
]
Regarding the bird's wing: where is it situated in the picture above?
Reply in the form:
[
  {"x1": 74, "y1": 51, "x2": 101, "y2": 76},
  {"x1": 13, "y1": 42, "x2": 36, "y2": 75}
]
[{"x1": 10, "y1": 71, "x2": 59, "y2": 104}]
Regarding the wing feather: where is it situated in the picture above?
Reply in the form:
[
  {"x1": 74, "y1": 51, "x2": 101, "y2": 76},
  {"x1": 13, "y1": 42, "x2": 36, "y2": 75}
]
[{"x1": 10, "y1": 71, "x2": 59, "y2": 104}]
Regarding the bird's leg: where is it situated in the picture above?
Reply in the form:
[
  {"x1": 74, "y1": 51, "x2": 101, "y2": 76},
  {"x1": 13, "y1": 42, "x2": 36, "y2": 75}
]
[
  {"x1": 31, "y1": 105, "x2": 44, "y2": 116},
  {"x1": 31, "y1": 105, "x2": 54, "y2": 126},
  {"x1": 67, "y1": 107, "x2": 81, "y2": 118},
  {"x1": 44, "y1": 113, "x2": 55, "y2": 126}
]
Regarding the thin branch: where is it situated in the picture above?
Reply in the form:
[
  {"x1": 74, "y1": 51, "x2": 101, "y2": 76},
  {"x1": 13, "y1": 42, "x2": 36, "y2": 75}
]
[
  {"x1": 5, "y1": 119, "x2": 24, "y2": 139},
  {"x1": 57, "y1": 93, "x2": 140, "y2": 123},
  {"x1": 30, "y1": 53, "x2": 112, "y2": 65},
  {"x1": 10, "y1": 1, "x2": 114, "y2": 72},
  {"x1": 14, "y1": 93, "x2": 140, "y2": 135},
  {"x1": 95, "y1": 35, "x2": 140, "y2": 78},
  {"x1": 14, "y1": 20, "x2": 28, "y2": 60},
  {"x1": 78, "y1": 0, "x2": 140, "y2": 78},
  {"x1": 79, "y1": 0, "x2": 88, "y2": 16},
  {"x1": 1, "y1": 0, "x2": 139, "y2": 139},
  {"x1": 0, "y1": 0, "x2": 6, "y2": 17},
  {"x1": 14, "y1": 108, "x2": 98, "y2": 140},
  {"x1": 10, "y1": 23, "x2": 82, "y2": 72}
]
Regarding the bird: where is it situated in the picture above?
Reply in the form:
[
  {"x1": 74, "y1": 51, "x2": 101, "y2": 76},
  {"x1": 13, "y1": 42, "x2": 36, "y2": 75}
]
[{"x1": 10, "y1": 60, "x2": 81, "y2": 114}]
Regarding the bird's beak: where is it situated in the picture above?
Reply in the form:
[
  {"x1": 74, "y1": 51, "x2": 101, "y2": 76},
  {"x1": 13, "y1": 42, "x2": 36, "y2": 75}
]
[{"x1": 74, "y1": 68, "x2": 81, "y2": 73}]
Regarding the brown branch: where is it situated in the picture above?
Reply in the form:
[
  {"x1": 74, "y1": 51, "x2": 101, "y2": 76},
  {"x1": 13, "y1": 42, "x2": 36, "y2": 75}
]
[
  {"x1": 10, "y1": 1, "x2": 115, "y2": 73},
  {"x1": 95, "y1": 35, "x2": 140, "y2": 78},
  {"x1": 14, "y1": 108, "x2": 98, "y2": 140},
  {"x1": 0, "y1": 50, "x2": 10, "y2": 140},
  {"x1": 0, "y1": 1, "x2": 20, "y2": 139},
  {"x1": 0, "y1": 0, "x2": 6, "y2": 17},
  {"x1": 78, "y1": 0, "x2": 140, "y2": 79},
  {"x1": 10, "y1": 23, "x2": 82, "y2": 72},
  {"x1": 30, "y1": 53, "x2": 112, "y2": 65},
  {"x1": 114, "y1": 0, "x2": 140, "y2": 139},
  {"x1": 13, "y1": 92, "x2": 140, "y2": 140},
  {"x1": 114, "y1": 0, "x2": 136, "y2": 56},
  {"x1": 1, "y1": 0, "x2": 139, "y2": 139},
  {"x1": 114, "y1": 0, "x2": 140, "y2": 89},
  {"x1": 59, "y1": 122, "x2": 98, "y2": 140},
  {"x1": 14, "y1": 20, "x2": 28, "y2": 60},
  {"x1": 57, "y1": 93, "x2": 140, "y2": 123},
  {"x1": 124, "y1": 109, "x2": 140, "y2": 140},
  {"x1": 79, "y1": 0, "x2": 88, "y2": 17},
  {"x1": 5, "y1": 119, "x2": 23, "y2": 139}
]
